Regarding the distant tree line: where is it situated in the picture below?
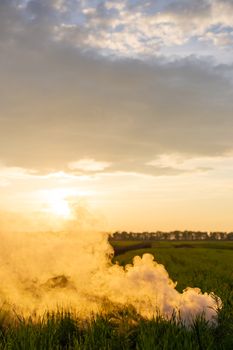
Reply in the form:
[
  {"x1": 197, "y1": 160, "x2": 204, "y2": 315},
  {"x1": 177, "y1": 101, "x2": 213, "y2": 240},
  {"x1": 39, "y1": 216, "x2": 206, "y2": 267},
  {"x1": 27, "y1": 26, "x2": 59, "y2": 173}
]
[{"x1": 110, "y1": 231, "x2": 233, "y2": 241}]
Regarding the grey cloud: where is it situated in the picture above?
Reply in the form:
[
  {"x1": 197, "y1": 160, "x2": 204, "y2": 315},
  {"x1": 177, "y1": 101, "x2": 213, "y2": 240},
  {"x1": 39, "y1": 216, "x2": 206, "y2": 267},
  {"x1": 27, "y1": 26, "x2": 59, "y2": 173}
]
[
  {"x1": 1, "y1": 1, "x2": 233, "y2": 176},
  {"x1": 165, "y1": 0, "x2": 211, "y2": 16},
  {"x1": 4, "y1": 1, "x2": 232, "y2": 56}
]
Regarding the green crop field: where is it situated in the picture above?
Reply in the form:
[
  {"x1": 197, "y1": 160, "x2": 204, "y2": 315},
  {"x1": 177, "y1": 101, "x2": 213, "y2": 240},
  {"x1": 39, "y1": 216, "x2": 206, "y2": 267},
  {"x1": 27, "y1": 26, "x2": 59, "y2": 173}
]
[
  {"x1": 112, "y1": 241, "x2": 233, "y2": 294},
  {"x1": 0, "y1": 241, "x2": 232, "y2": 349}
]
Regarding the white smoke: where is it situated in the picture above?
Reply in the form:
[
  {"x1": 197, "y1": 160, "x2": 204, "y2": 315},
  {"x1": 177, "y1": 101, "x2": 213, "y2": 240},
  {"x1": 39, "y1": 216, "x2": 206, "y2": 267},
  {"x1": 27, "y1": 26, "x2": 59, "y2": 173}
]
[{"x1": 0, "y1": 208, "x2": 221, "y2": 325}]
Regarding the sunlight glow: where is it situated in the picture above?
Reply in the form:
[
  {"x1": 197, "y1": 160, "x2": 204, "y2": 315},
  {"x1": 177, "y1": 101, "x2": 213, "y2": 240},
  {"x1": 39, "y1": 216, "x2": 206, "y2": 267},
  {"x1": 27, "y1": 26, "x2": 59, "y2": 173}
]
[
  {"x1": 38, "y1": 187, "x2": 95, "y2": 220},
  {"x1": 42, "y1": 189, "x2": 73, "y2": 219},
  {"x1": 47, "y1": 196, "x2": 71, "y2": 219}
]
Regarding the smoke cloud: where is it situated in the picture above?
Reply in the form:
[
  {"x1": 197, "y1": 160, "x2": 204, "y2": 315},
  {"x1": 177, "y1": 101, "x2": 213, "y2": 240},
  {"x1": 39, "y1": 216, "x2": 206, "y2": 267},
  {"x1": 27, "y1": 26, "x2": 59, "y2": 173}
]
[{"x1": 0, "y1": 207, "x2": 220, "y2": 325}]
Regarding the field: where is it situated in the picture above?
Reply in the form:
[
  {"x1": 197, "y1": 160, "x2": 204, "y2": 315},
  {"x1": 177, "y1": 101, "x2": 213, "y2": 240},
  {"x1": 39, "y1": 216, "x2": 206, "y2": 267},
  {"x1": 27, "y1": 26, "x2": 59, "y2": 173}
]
[
  {"x1": 0, "y1": 241, "x2": 232, "y2": 349},
  {"x1": 112, "y1": 240, "x2": 233, "y2": 294}
]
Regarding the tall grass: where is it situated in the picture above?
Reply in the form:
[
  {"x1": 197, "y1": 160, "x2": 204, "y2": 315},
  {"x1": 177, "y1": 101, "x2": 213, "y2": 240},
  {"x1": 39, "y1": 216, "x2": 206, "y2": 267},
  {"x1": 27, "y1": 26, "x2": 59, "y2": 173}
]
[{"x1": 0, "y1": 306, "x2": 232, "y2": 349}]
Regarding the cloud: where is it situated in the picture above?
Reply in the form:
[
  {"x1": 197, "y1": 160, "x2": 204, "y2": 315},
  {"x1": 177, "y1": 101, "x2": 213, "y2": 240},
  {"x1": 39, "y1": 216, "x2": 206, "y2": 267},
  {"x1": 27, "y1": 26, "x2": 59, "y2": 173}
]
[
  {"x1": 147, "y1": 153, "x2": 233, "y2": 173},
  {"x1": 0, "y1": 0, "x2": 233, "y2": 177},
  {"x1": 47, "y1": 0, "x2": 233, "y2": 58},
  {"x1": 2, "y1": 1, "x2": 233, "y2": 59},
  {"x1": 202, "y1": 30, "x2": 233, "y2": 47},
  {"x1": 68, "y1": 159, "x2": 111, "y2": 172}
]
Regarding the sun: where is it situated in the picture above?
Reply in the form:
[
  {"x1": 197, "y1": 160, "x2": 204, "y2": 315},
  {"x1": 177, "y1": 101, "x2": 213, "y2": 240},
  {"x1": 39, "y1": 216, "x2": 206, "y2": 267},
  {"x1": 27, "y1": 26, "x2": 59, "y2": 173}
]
[
  {"x1": 42, "y1": 189, "x2": 74, "y2": 219},
  {"x1": 39, "y1": 187, "x2": 94, "y2": 220},
  {"x1": 47, "y1": 197, "x2": 71, "y2": 219}
]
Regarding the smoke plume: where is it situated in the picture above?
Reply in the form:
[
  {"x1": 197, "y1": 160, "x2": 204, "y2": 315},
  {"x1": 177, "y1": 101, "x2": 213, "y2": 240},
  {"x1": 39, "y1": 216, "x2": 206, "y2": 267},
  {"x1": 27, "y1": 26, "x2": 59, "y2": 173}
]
[{"x1": 0, "y1": 207, "x2": 220, "y2": 325}]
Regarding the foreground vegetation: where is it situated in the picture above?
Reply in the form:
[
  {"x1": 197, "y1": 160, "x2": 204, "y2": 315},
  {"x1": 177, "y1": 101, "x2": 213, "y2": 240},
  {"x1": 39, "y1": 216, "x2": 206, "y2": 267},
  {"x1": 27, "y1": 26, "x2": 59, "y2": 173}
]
[
  {"x1": 0, "y1": 241, "x2": 232, "y2": 349},
  {"x1": 0, "y1": 308, "x2": 232, "y2": 350}
]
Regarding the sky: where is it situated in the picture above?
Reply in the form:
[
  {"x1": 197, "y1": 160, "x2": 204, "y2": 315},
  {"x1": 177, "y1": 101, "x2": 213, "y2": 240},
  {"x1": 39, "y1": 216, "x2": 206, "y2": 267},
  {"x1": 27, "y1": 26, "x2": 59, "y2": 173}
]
[{"x1": 1, "y1": 0, "x2": 233, "y2": 232}]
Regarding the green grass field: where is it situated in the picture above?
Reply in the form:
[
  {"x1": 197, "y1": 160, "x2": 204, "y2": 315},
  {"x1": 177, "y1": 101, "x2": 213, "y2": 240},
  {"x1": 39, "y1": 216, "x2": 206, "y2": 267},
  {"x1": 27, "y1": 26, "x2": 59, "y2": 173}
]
[
  {"x1": 112, "y1": 241, "x2": 233, "y2": 295},
  {"x1": 0, "y1": 241, "x2": 232, "y2": 349}
]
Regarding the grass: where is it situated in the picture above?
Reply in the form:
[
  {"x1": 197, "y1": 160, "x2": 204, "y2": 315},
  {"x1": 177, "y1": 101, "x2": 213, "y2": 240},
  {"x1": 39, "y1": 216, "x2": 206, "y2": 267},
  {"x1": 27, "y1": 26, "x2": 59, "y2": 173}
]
[
  {"x1": 0, "y1": 309, "x2": 232, "y2": 350},
  {"x1": 0, "y1": 241, "x2": 232, "y2": 349}
]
